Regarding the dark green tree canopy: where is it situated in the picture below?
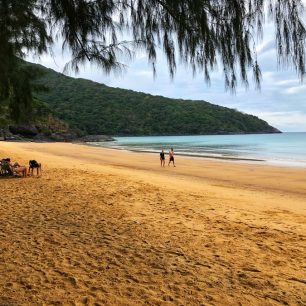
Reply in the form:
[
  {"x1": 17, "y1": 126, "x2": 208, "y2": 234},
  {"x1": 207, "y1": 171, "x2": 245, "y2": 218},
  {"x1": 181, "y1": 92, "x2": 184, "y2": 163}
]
[{"x1": 1, "y1": 0, "x2": 306, "y2": 121}]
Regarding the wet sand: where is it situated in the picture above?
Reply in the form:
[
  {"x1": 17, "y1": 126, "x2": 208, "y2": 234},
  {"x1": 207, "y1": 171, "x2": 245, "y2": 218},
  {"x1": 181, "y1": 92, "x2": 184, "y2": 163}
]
[{"x1": 0, "y1": 142, "x2": 305, "y2": 305}]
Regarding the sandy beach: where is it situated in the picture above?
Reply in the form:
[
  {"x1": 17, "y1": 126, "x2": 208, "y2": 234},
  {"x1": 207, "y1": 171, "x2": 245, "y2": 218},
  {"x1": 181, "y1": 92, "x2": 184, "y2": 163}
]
[{"x1": 0, "y1": 141, "x2": 305, "y2": 306}]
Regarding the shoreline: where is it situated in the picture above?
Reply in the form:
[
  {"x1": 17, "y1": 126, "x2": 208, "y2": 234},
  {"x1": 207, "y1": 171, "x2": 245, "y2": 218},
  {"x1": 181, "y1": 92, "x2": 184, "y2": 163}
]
[
  {"x1": 0, "y1": 141, "x2": 305, "y2": 305},
  {"x1": 2, "y1": 141, "x2": 306, "y2": 198},
  {"x1": 3, "y1": 131, "x2": 306, "y2": 168},
  {"x1": 87, "y1": 142, "x2": 306, "y2": 169},
  {"x1": 4, "y1": 138, "x2": 306, "y2": 168},
  {"x1": 87, "y1": 143, "x2": 266, "y2": 162}
]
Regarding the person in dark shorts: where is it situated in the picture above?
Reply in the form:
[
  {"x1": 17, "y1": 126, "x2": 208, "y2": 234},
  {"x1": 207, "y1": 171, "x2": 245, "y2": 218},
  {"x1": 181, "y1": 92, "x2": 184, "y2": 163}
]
[
  {"x1": 168, "y1": 147, "x2": 176, "y2": 167},
  {"x1": 160, "y1": 150, "x2": 165, "y2": 167}
]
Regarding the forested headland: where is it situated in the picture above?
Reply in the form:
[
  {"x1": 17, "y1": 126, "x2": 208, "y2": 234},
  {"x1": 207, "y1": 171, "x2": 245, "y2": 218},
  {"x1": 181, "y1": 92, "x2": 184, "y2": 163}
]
[{"x1": 28, "y1": 62, "x2": 280, "y2": 137}]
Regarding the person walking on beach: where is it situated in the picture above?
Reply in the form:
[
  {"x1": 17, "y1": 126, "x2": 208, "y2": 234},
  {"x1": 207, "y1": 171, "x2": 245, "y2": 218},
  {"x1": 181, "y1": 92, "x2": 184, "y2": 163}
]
[
  {"x1": 160, "y1": 149, "x2": 165, "y2": 167},
  {"x1": 168, "y1": 147, "x2": 176, "y2": 167}
]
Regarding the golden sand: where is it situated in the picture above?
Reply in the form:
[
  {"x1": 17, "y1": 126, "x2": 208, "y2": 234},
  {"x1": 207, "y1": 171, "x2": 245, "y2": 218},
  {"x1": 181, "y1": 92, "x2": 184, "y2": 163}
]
[{"x1": 0, "y1": 142, "x2": 305, "y2": 305}]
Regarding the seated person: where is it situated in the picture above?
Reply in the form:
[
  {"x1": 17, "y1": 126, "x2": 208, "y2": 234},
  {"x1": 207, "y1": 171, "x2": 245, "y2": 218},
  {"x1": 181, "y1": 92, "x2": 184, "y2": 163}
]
[
  {"x1": 29, "y1": 160, "x2": 42, "y2": 176},
  {"x1": 2, "y1": 158, "x2": 28, "y2": 177},
  {"x1": 0, "y1": 158, "x2": 12, "y2": 175},
  {"x1": 11, "y1": 160, "x2": 28, "y2": 177}
]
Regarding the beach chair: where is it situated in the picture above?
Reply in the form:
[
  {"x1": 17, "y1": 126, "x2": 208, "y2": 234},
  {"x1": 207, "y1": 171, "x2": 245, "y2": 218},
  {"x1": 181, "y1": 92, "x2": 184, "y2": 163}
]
[{"x1": 29, "y1": 160, "x2": 42, "y2": 176}]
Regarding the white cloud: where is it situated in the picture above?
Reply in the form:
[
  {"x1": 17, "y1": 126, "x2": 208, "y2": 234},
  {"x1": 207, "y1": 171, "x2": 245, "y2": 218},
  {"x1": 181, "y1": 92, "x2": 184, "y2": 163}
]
[
  {"x1": 250, "y1": 111, "x2": 306, "y2": 132},
  {"x1": 283, "y1": 85, "x2": 306, "y2": 95},
  {"x1": 275, "y1": 79, "x2": 300, "y2": 86}
]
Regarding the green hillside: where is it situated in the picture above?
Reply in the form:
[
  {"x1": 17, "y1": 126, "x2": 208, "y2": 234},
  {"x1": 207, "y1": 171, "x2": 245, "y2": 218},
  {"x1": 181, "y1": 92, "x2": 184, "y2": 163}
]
[{"x1": 29, "y1": 62, "x2": 280, "y2": 136}]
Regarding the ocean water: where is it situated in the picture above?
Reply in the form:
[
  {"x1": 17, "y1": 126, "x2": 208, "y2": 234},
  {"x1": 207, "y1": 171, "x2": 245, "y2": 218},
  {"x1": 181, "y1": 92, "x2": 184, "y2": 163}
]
[{"x1": 90, "y1": 132, "x2": 306, "y2": 167}]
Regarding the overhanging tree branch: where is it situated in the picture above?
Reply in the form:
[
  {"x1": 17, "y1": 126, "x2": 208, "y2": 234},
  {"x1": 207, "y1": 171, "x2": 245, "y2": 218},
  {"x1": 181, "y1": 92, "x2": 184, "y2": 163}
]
[{"x1": 1, "y1": 0, "x2": 306, "y2": 123}]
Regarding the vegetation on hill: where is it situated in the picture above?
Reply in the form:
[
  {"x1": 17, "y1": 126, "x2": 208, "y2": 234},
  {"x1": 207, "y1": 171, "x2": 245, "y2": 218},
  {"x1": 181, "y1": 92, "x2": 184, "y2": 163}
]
[{"x1": 30, "y1": 62, "x2": 280, "y2": 136}]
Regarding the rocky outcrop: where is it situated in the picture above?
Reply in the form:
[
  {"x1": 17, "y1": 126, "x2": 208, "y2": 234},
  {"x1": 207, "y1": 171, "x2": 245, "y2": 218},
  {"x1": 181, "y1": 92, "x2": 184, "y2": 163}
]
[
  {"x1": 9, "y1": 124, "x2": 39, "y2": 137},
  {"x1": 2, "y1": 126, "x2": 113, "y2": 143},
  {"x1": 74, "y1": 135, "x2": 115, "y2": 142}
]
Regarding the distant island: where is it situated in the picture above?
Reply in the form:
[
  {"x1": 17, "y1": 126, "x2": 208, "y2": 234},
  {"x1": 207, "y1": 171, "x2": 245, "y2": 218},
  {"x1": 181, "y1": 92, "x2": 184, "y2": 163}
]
[{"x1": 8, "y1": 61, "x2": 281, "y2": 140}]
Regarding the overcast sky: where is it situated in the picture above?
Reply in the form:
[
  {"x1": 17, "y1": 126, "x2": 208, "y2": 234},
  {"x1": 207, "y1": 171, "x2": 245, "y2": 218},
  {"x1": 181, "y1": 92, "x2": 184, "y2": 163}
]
[{"x1": 27, "y1": 20, "x2": 306, "y2": 132}]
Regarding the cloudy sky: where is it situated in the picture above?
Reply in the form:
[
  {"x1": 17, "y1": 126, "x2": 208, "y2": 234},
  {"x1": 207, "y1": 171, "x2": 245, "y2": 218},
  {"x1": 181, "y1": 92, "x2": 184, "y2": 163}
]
[{"x1": 27, "y1": 19, "x2": 306, "y2": 132}]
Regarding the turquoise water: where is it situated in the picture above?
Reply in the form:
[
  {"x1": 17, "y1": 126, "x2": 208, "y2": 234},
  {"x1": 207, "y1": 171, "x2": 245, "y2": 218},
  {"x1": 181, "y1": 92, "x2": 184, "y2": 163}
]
[{"x1": 91, "y1": 133, "x2": 306, "y2": 167}]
